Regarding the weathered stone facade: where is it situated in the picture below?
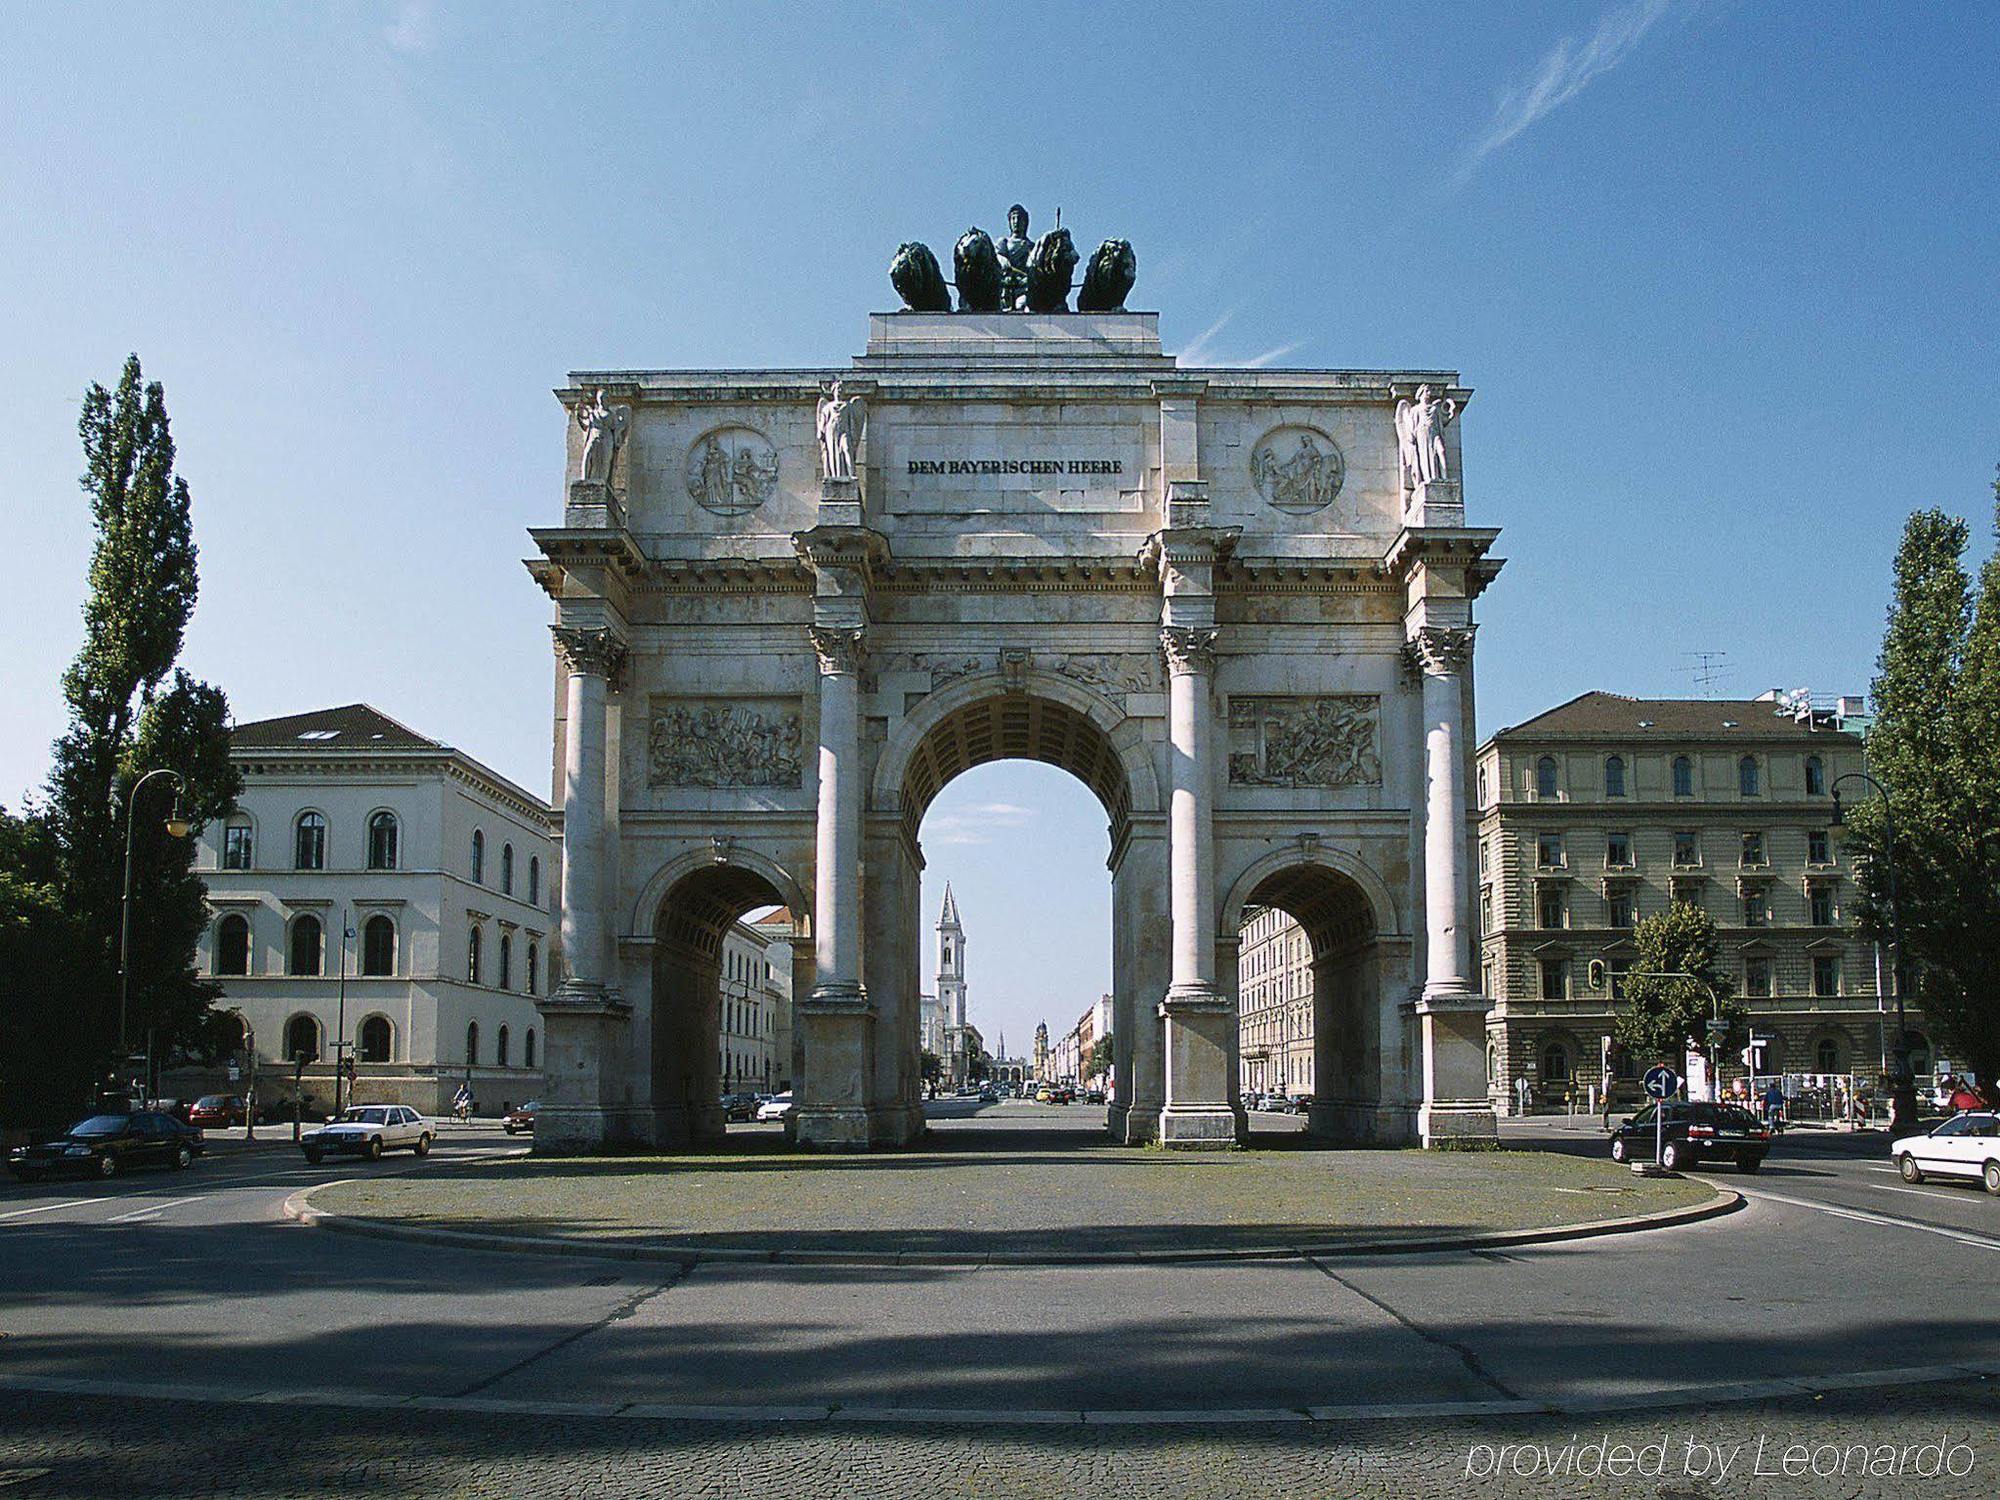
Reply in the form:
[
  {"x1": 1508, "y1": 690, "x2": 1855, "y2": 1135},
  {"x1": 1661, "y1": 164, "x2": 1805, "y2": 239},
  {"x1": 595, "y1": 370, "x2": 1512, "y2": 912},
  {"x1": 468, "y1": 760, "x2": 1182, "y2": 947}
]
[{"x1": 529, "y1": 310, "x2": 1501, "y2": 1151}]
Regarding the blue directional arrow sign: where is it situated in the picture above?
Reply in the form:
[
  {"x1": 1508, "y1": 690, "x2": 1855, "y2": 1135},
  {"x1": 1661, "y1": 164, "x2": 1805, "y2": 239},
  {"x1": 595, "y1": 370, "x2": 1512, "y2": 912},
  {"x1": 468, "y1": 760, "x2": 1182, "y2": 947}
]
[{"x1": 1643, "y1": 1065, "x2": 1680, "y2": 1100}]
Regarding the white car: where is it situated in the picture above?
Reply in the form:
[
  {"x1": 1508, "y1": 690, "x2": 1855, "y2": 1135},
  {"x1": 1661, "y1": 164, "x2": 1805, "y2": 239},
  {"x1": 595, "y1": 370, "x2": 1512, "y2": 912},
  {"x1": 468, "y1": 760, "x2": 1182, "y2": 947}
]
[
  {"x1": 302, "y1": 1104, "x2": 434, "y2": 1164},
  {"x1": 1893, "y1": 1111, "x2": 2000, "y2": 1193},
  {"x1": 755, "y1": 1092, "x2": 793, "y2": 1122}
]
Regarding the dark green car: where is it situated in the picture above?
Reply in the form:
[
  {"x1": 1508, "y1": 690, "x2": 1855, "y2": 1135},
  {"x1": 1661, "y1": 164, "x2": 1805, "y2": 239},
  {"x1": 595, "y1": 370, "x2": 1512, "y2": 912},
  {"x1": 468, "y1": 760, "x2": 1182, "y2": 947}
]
[{"x1": 8, "y1": 1112, "x2": 204, "y2": 1181}]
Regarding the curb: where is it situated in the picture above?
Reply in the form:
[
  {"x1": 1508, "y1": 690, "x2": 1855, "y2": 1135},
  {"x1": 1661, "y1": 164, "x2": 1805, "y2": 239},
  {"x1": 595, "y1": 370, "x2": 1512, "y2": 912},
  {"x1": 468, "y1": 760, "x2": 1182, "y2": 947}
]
[
  {"x1": 282, "y1": 1180, "x2": 1742, "y2": 1269},
  {"x1": 0, "y1": 1361, "x2": 1988, "y2": 1429}
]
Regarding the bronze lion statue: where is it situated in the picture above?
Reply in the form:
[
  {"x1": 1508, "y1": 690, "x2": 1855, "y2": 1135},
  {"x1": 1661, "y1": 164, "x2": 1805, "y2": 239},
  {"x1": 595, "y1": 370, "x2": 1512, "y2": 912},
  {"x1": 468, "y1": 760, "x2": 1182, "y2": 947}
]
[
  {"x1": 889, "y1": 241, "x2": 952, "y2": 312},
  {"x1": 1077, "y1": 238, "x2": 1136, "y2": 312},
  {"x1": 953, "y1": 228, "x2": 1004, "y2": 312},
  {"x1": 1025, "y1": 227, "x2": 1079, "y2": 312}
]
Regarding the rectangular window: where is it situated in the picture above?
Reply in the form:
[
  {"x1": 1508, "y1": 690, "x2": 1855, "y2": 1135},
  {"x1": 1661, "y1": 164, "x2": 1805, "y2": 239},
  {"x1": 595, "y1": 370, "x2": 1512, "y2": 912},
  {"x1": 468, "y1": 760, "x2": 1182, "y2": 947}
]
[
  {"x1": 1740, "y1": 831, "x2": 1766, "y2": 867},
  {"x1": 1673, "y1": 830, "x2": 1700, "y2": 867},
  {"x1": 1479, "y1": 886, "x2": 1494, "y2": 935},
  {"x1": 1743, "y1": 888, "x2": 1768, "y2": 927},
  {"x1": 1745, "y1": 957, "x2": 1772, "y2": 998},
  {"x1": 1538, "y1": 886, "x2": 1566, "y2": 930},
  {"x1": 1607, "y1": 888, "x2": 1635, "y2": 929},
  {"x1": 223, "y1": 824, "x2": 253, "y2": 870},
  {"x1": 1812, "y1": 955, "x2": 1839, "y2": 998},
  {"x1": 1606, "y1": 832, "x2": 1633, "y2": 867},
  {"x1": 1807, "y1": 828, "x2": 1831, "y2": 865},
  {"x1": 1809, "y1": 885, "x2": 1835, "y2": 926},
  {"x1": 1539, "y1": 957, "x2": 1567, "y2": 999},
  {"x1": 1482, "y1": 961, "x2": 1496, "y2": 997},
  {"x1": 1537, "y1": 832, "x2": 1565, "y2": 868}
]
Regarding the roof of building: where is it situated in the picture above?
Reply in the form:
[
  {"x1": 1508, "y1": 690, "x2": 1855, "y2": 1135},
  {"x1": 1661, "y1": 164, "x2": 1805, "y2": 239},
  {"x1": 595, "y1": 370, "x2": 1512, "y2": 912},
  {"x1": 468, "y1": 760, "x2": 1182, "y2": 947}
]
[
  {"x1": 752, "y1": 908, "x2": 796, "y2": 929},
  {"x1": 230, "y1": 704, "x2": 441, "y2": 750},
  {"x1": 1490, "y1": 692, "x2": 1859, "y2": 744},
  {"x1": 940, "y1": 882, "x2": 960, "y2": 927}
]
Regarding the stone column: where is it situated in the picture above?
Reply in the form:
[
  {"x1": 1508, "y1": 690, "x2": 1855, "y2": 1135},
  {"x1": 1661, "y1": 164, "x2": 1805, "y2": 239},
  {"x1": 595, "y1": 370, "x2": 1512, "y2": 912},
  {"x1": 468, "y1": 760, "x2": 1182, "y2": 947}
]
[
  {"x1": 537, "y1": 625, "x2": 631, "y2": 1152},
  {"x1": 795, "y1": 624, "x2": 873, "y2": 1147},
  {"x1": 1407, "y1": 625, "x2": 1496, "y2": 1145},
  {"x1": 1156, "y1": 625, "x2": 1240, "y2": 1146}
]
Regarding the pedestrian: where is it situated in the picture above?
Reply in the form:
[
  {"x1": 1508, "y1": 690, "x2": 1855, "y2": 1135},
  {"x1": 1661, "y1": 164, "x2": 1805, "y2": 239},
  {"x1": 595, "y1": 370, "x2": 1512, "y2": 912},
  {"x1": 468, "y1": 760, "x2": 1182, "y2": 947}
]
[
  {"x1": 1949, "y1": 1078, "x2": 1984, "y2": 1114},
  {"x1": 453, "y1": 1082, "x2": 472, "y2": 1125},
  {"x1": 1763, "y1": 1078, "x2": 1785, "y2": 1132}
]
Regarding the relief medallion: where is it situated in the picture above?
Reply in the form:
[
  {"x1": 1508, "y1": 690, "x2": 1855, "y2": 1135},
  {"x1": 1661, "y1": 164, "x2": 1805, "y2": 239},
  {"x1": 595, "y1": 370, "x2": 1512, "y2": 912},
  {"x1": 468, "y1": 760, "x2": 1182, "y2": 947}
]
[
  {"x1": 685, "y1": 427, "x2": 780, "y2": 516},
  {"x1": 1250, "y1": 425, "x2": 1345, "y2": 516}
]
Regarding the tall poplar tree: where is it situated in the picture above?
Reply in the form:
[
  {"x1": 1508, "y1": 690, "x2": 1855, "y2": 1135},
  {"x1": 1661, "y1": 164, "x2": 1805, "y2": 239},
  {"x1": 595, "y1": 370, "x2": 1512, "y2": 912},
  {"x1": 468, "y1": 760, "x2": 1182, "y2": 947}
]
[
  {"x1": 7, "y1": 356, "x2": 238, "y2": 1121},
  {"x1": 1845, "y1": 490, "x2": 2000, "y2": 1097}
]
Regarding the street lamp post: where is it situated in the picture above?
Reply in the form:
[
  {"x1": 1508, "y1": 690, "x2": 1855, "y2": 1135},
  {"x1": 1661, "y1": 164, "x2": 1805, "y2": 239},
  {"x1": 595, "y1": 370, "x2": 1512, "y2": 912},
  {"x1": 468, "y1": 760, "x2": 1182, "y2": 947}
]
[
  {"x1": 1830, "y1": 772, "x2": 1919, "y2": 1135},
  {"x1": 334, "y1": 908, "x2": 354, "y2": 1115},
  {"x1": 118, "y1": 768, "x2": 189, "y2": 1100}
]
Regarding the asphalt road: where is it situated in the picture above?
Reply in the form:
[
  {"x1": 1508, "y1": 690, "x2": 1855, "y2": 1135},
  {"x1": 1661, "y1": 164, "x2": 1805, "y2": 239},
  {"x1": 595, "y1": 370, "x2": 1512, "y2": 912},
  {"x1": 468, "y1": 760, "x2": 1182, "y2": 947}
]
[{"x1": 1, "y1": 1105, "x2": 1995, "y2": 1495}]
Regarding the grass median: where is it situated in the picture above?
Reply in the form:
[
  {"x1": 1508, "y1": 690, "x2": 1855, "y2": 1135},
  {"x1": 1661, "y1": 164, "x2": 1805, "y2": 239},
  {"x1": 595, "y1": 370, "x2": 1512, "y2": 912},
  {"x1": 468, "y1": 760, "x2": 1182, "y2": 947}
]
[{"x1": 309, "y1": 1133, "x2": 1719, "y2": 1259}]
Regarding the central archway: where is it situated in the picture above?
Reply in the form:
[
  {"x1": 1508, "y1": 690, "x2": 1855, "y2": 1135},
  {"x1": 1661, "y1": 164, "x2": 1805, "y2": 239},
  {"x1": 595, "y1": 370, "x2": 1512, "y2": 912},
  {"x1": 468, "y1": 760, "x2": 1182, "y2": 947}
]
[{"x1": 869, "y1": 672, "x2": 1167, "y2": 1143}]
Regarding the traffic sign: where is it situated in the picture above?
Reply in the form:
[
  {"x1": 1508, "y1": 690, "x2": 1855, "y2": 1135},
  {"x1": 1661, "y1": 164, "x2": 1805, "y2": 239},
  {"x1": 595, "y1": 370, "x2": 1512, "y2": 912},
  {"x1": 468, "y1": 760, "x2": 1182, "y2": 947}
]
[
  {"x1": 1705, "y1": 1018, "x2": 1730, "y2": 1042},
  {"x1": 1643, "y1": 1065, "x2": 1679, "y2": 1099}
]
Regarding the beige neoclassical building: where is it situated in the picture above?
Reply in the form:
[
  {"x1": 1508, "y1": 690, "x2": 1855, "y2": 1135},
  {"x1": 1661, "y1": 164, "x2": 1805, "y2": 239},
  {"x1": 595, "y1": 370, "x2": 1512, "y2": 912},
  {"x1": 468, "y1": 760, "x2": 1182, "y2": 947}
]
[{"x1": 528, "y1": 302, "x2": 1500, "y2": 1151}]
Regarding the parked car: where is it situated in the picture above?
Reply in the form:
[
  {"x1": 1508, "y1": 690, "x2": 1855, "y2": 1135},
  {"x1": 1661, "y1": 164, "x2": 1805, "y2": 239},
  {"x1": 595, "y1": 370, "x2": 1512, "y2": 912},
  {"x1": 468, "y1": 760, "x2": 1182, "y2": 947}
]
[
  {"x1": 1084, "y1": 1088, "x2": 1106, "y2": 1105},
  {"x1": 755, "y1": 1092, "x2": 793, "y2": 1122},
  {"x1": 1609, "y1": 1101, "x2": 1771, "y2": 1172},
  {"x1": 978, "y1": 1085, "x2": 999, "y2": 1103},
  {"x1": 187, "y1": 1094, "x2": 247, "y2": 1129},
  {"x1": 301, "y1": 1105, "x2": 433, "y2": 1164},
  {"x1": 9, "y1": 1111, "x2": 204, "y2": 1181},
  {"x1": 502, "y1": 1101, "x2": 539, "y2": 1135},
  {"x1": 1893, "y1": 1111, "x2": 2000, "y2": 1193},
  {"x1": 721, "y1": 1092, "x2": 762, "y2": 1122}
]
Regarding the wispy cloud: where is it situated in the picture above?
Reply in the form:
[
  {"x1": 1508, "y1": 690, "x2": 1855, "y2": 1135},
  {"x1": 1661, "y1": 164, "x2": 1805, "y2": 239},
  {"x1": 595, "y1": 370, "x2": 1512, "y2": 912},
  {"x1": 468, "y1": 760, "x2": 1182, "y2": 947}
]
[
  {"x1": 1457, "y1": 0, "x2": 1672, "y2": 184},
  {"x1": 925, "y1": 802, "x2": 1036, "y2": 847},
  {"x1": 384, "y1": 0, "x2": 437, "y2": 53},
  {"x1": 1238, "y1": 341, "x2": 1307, "y2": 369},
  {"x1": 1177, "y1": 308, "x2": 1236, "y2": 367}
]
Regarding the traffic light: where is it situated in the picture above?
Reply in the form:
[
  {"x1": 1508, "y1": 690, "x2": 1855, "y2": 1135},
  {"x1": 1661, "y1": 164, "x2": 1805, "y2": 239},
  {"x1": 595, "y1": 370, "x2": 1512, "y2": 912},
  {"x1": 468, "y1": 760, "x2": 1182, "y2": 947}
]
[
  {"x1": 1587, "y1": 958, "x2": 1607, "y2": 991},
  {"x1": 340, "y1": 1056, "x2": 357, "y2": 1083}
]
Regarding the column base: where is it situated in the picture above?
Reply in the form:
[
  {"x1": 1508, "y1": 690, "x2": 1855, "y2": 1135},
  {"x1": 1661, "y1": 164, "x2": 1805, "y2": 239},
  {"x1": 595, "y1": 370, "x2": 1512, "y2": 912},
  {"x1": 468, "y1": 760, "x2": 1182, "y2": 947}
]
[
  {"x1": 792, "y1": 1106, "x2": 874, "y2": 1150},
  {"x1": 532, "y1": 983, "x2": 634, "y2": 1154},
  {"x1": 1158, "y1": 984, "x2": 1241, "y2": 1147},
  {"x1": 1157, "y1": 1104, "x2": 1242, "y2": 1149},
  {"x1": 1418, "y1": 1101, "x2": 1499, "y2": 1148}
]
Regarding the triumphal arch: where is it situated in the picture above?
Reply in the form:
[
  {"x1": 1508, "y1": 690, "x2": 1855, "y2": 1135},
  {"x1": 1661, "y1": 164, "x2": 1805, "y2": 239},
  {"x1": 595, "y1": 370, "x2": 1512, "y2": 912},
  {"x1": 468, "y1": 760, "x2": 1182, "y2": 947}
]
[{"x1": 528, "y1": 216, "x2": 1502, "y2": 1150}]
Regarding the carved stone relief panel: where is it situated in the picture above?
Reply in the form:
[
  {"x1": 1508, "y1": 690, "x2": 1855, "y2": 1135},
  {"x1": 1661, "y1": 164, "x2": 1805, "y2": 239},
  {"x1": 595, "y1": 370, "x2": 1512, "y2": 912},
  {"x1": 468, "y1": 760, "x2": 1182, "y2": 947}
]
[
  {"x1": 648, "y1": 697, "x2": 805, "y2": 788},
  {"x1": 878, "y1": 653, "x2": 984, "y2": 690},
  {"x1": 685, "y1": 426, "x2": 780, "y2": 517},
  {"x1": 1046, "y1": 651, "x2": 1161, "y2": 695},
  {"x1": 1228, "y1": 695, "x2": 1382, "y2": 788},
  {"x1": 1249, "y1": 425, "x2": 1345, "y2": 516}
]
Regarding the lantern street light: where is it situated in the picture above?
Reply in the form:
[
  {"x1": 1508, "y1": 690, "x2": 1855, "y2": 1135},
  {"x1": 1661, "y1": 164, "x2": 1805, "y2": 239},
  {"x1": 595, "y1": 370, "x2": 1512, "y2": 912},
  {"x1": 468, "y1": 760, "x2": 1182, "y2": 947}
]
[
  {"x1": 1829, "y1": 772, "x2": 1919, "y2": 1135},
  {"x1": 118, "y1": 768, "x2": 189, "y2": 1098}
]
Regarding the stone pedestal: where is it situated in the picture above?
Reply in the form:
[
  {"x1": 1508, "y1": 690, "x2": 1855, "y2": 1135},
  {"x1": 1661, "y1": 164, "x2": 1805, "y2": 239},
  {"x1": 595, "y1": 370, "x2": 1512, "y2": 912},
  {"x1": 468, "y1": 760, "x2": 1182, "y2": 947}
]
[
  {"x1": 566, "y1": 480, "x2": 626, "y2": 530},
  {"x1": 1158, "y1": 988, "x2": 1241, "y2": 1146},
  {"x1": 534, "y1": 985, "x2": 633, "y2": 1151},
  {"x1": 818, "y1": 476, "x2": 862, "y2": 527},
  {"x1": 1415, "y1": 994, "x2": 1498, "y2": 1145},
  {"x1": 1404, "y1": 479, "x2": 1462, "y2": 528},
  {"x1": 791, "y1": 991, "x2": 874, "y2": 1149}
]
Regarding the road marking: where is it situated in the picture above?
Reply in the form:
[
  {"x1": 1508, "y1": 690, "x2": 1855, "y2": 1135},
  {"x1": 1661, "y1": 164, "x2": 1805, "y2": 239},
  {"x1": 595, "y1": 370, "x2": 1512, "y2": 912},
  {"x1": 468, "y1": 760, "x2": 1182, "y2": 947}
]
[
  {"x1": 0, "y1": 1197, "x2": 112, "y2": 1222},
  {"x1": 107, "y1": 1195, "x2": 207, "y2": 1224},
  {"x1": 1742, "y1": 1186, "x2": 2000, "y2": 1251}
]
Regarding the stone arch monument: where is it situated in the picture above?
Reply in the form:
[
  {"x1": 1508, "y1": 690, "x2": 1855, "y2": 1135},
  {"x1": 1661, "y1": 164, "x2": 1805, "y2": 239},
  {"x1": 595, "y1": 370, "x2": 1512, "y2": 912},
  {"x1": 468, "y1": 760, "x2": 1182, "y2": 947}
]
[{"x1": 529, "y1": 300, "x2": 1502, "y2": 1150}]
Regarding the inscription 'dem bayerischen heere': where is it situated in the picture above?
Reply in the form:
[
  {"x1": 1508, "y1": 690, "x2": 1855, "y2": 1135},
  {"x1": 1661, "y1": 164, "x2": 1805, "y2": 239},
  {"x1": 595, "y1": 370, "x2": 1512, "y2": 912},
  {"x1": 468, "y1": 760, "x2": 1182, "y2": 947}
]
[{"x1": 906, "y1": 458, "x2": 1125, "y2": 477}]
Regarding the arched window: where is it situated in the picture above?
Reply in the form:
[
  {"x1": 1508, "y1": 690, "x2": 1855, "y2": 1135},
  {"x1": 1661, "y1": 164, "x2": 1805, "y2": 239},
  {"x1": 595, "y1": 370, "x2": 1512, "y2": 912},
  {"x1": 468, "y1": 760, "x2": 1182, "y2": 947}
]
[
  {"x1": 216, "y1": 913, "x2": 251, "y2": 976},
  {"x1": 1604, "y1": 755, "x2": 1626, "y2": 798},
  {"x1": 1476, "y1": 765, "x2": 1489, "y2": 807},
  {"x1": 1535, "y1": 756, "x2": 1558, "y2": 799},
  {"x1": 222, "y1": 815, "x2": 254, "y2": 871},
  {"x1": 360, "y1": 1015, "x2": 392, "y2": 1063},
  {"x1": 285, "y1": 1013, "x2": 320, "y2": 1063},
  {"x1": 528, "y1": 856, "x2": 541, "y2": 906},
  {"x1": 1804, "y1": 755, "x2": 1826, "y2": 796},
  {"x1": 288, "y1": 914, "x2": 323, "y2": 976},
  {"x1": 526, "y1": 942, "x2": 538, "y2": 996},
  {"x1": 524, "y1": 1028, "x2": 537, "y2": 1069},
  {"x1": 1738, "y1": 755, "x2": 1760, "y2": 796},
  {"x1": 367, "y1": 812, "x2": 399, "y2": 870},
  {"x1": 465, "y1": 1020, "x2": 479, "y2": 1066},
  {"x1": 1815, "y1": 1037, "x2": 1840, "y2": 1074},
  {"x1": 501, "y1": 843, "x2": 514, "y2": 895},
  {"x1": 294, "y1": 812, "x2": 326, "y2": 871},
  {"x1": 471, "y1": 829, "x2": 485, "y2": 884},
  {"x1": 1670, "y1": 755, "x2": 1692, "y2": 797},
  {"x1": 499, "y1": 933, "x2": 512, "y2": 990},
  {"x1": 497, "y1": 1024, "x2": 511, "y2": 1067},
  {"x1": 467, "y1": 925, "x2": 483, "y2": 985},
  {"x1": 361, "y1": 914, "x2": 395, "y2": 976},
  {"x1": 1542, "y1": 1042, "x2": 1571, "y2": 1083}
]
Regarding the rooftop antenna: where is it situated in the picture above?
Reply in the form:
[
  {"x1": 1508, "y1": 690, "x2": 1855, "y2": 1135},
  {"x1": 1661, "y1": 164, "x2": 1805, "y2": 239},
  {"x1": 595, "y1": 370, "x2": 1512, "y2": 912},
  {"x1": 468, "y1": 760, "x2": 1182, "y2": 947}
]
[
  {"x1": 1054, "y1": 205, "x2": 1062, "y2": 229},
  {"x1": 1682, "y1": 651, "x2": 1733, "y2": 698}
]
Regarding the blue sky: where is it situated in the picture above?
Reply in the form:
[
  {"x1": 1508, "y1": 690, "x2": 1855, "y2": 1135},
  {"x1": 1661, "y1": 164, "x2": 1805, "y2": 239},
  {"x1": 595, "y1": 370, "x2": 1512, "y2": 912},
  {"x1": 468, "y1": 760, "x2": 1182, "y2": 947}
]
[{"x1": 3, "y1": 2, "x2": 1995, "y2": 1053}]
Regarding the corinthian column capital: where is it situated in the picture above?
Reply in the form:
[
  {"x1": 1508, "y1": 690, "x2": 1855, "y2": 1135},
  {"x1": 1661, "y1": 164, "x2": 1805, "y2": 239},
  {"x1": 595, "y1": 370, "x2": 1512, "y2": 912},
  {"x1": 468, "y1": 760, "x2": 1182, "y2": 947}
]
[
  {"x1": 1404, "y1": 624, "x2": 1476, "y2": 678},
  {"x1": 1159, "y1": 625, "x2": 1218, "y2": 677},
  {"x1": 552, "y1": 625, "x2": 630, "y2": 686},
  {"x1": 809, "y1": 625, "x2": 869, "y2": 676}
]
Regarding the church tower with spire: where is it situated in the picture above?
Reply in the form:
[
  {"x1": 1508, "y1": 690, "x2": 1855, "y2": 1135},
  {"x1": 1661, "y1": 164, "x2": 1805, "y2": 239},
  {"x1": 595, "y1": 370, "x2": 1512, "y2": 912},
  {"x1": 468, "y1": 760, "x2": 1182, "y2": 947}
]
[{"x1": 937, "y1": 883, "x2": 967, "y2": 1030}]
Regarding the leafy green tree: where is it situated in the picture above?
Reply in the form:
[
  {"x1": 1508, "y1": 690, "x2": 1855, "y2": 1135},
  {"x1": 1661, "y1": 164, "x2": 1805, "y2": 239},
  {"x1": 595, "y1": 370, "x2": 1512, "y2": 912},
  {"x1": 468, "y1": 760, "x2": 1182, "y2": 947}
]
[
  {"x1": 2, "y1": 356, "x2": 239, "y2": 1124},
  {"x1": 1614, "y1": 902, "x2": 1743, "y2": 1064},
  {"x1": 1086, "y1": 1035, "x2": 1113, "y2": 1081},
  {"x1": 1844, "y1": 488, "x2": 2000, "y2": 1095}
]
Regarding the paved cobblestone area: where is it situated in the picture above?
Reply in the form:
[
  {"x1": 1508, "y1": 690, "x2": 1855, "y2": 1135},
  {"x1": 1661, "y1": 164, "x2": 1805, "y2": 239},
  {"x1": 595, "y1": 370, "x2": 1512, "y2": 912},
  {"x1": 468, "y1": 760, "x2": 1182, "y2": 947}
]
[
  {"x1": 311, "y1": 1116, "x2": 1713, "y2": 1259},
  {"x1": 1, "y1": 1384, "x2": 1994, "y2": 1499}
]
